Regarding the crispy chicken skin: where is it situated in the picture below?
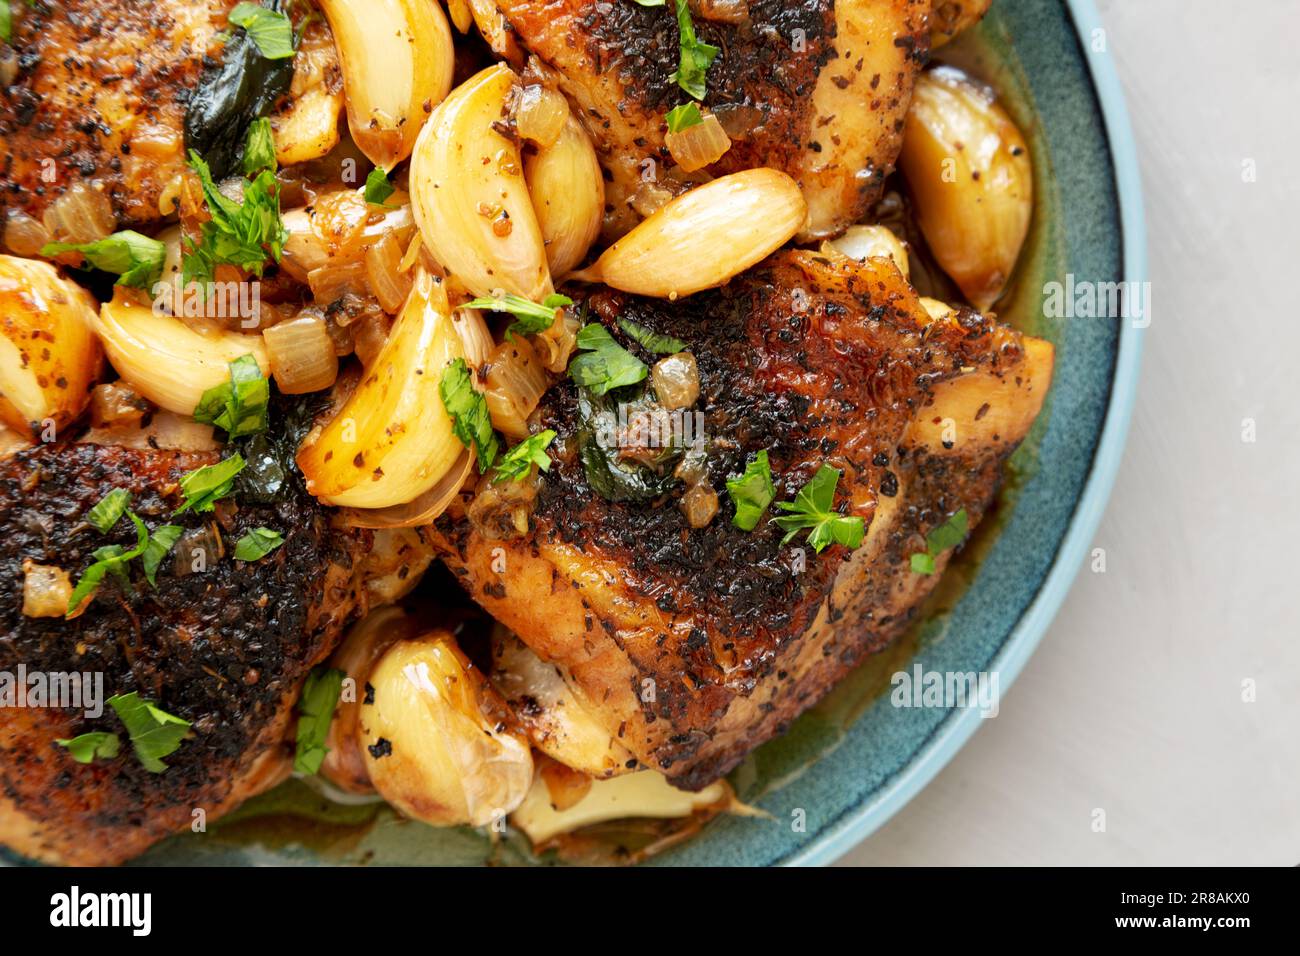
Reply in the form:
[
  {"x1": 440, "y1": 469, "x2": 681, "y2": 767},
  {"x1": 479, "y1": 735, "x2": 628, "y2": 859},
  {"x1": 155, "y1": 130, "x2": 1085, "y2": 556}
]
[
  {"x1": 488, "y1": 0, "x2": 930, "y2": 239},
  {"x1": 0, "y1": 441, "x2": 373, "y2": 865},
  {"x1": 434, "y1": 251, "x2": 1052, "y2": 789},
  {"x1": 0, "y1": 0, "x2": 232, "y2": 227}
]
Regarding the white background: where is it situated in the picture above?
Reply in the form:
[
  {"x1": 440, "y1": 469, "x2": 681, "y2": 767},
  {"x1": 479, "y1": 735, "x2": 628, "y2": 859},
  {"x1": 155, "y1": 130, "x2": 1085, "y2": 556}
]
[{"x1": 837, "y1": 0, "x2": 1300, "y2": 865}]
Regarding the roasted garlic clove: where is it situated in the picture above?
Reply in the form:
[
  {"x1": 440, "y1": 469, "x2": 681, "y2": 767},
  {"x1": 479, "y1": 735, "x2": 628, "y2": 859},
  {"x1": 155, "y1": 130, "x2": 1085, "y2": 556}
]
[
  {"x1": 92, "y1": 291, "x2": 268, "y2": 417},
  {"x1": 930, "y1": 0, "x2": 993, "y2": 48},
  {"x1": 317, "y1": 0, "x2": 454, "y2": 170},
  {"x1": 362, "y1": 630, "x2": 534, "y2": 828},
  {"x1": 576, "y1": 168, "x2": 806, "y2": 299},
  {"x1": 296, "y1": 270, "x2": 485, "y2": 510},
  {"x1": 824, "y1": 224, "x2": 911, "y2": 279},
  {"x1": 409, "y1": 65, "x2": 552, "y2": 301},
  {"x1": 0, "y1": 255, "x2": 102, "y2": 437},
  {"x1": 899, "y1": 66, "x2": 1033, "y2": 310},
  {"x1": 525, "y1": 115, "x2": 604, "y2": 279},
  {"x1": 271, "y1": 18, "x2": 344, "y2": 166}
]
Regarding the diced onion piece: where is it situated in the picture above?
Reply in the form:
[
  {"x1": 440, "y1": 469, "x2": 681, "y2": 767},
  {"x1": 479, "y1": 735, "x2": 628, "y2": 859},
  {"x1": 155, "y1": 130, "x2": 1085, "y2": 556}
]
[
  {"x1": 42, "y1": 182, "x2": 115, "y2": 246},
  {"x1": 680, "y1": 483, "x2": 719, "y2": 529},
  {"x1": 651, "y1": 352, "x2": 699, "y2": 410},
  {"x1": 3, "y1": 212, "x2": 51, "y2": 257},
  {"x1": 22, "y1": 560, "x2": 74, "y2": 619},
  {"x1": 484, "y1": 337, "x2": 549, "y2": 439},
  {"x1": 263, "y1": 315, "x2": 339, "y2": 395},
  {"x1": 308, "y1": 260, "x2": 370, "y2": 304},
  {"x1": 89, "y1": 382, "x2": 150, "y2": 428},
  {"x1": 665, "y1": 112, "x2": 732, "y2": 173},
  {"x1": 514, "y1": 84, "x2": 569, "y2": 149},
  {"x1": 83, "y1": 410, "x2": 219, "y2": 453},
  {"x1": 696, "y1": 0, "x2": 750, "y2": 24},
  {"x1": 282, "y1": 192, "x2": 414, "y2": 280},
  {"x1": 365, "y1": 232, "x2": 414, "y2": 314},
  {"x1": 93, "y1": 291, "x2": 269, "y2": 416},
  {"x1": 296, "y1": 270, "x2": 472, "y2": 509}
]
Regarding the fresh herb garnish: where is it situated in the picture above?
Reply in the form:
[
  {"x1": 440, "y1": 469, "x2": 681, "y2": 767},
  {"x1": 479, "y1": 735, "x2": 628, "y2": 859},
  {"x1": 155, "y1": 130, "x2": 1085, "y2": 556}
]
[
  {"x1": 0, "y1": 4, "x2": 11, "y2": 45},
  {"x1": 467, "y1": 292, "x2": 573, "y2": 342},
  {"x1": 665, "y1": 102, "x2": 704, "y2": 133},
  {"x1": 85, "y1": 488, "x2": 132, "y2": 534},
  {"x1": 193, "y1": 354, "x2": 270, "y2": 439},
  {"x1": 772, "y1": 465, "x2": 865, "y2": 553},
  {"x1": 364, "y1": 166, "x2": 396, "y2": 206},
  {"x1": 41, "y1": 231, "x2": 167, "y2": 291},
  {"x1": 55, "y1": 732, "x2": 121, "y2": 765},
  {"x1": 293, "y1": 667, "x2": 345, "y2": 775},
  {"x1": 66, "y1": 512, "x2": 151, "y2": 617},
  {"x1": 174, "y1": 454, "x2": 247, "y2": 515},
  {"x1": 439, "y1": 358, "x2": 500, "y2": 472},
  {"x1": 108, "y1": 692, "x2": 191, "y2": 773},
  {"x1": 228, "y1": 1, "x2": 296, "y2": 60},
  {"x1": 568, "y1": 324, "x2": 649, "y2": 396},
  {"x1": 493, "y1": 430, "x2": 557, "y2": 484},
  {"x1": 726, "y1": 450, "x2": 776, "y2": 532},
  {"x1": 242, "y1": 116, "x2": 277, "y2": 175},
  {"x1": 141, "y1": 525, "x2": 184, "y2": 587},
  {"x1": 669, "y1": 0, "x2": 718, "y2": 101},
  {"x1": 616, "y1": 316, "x2": 687, "y2": 355},
  {"x1": 909, "y1": 508, "x2": 969, "y2": 574},
  {"x1": 233, "y1": 527, "x2": 284, "y2": 562},
  {"x1": 182, "y1": 144, "x2": 286, "y2": 286}
]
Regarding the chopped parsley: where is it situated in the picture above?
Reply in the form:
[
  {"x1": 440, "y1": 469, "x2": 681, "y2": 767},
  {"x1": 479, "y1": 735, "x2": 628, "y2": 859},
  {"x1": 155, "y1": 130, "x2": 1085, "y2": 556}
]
[
  {"x1": 467, "y1": 292, "x2": 573, "y2": 342},
  {"x1": 616, "y1": 316, "x2": 687, "y2": 355},
  {"x1": 726, "y1": 450, "x2": 776, "y2": 532},
  {"x1": 493, "y1": 430, "x2": 557, "y2": 484},
  {"x1": 294, "y1": 667, "x2": 345, "y2": 775},
  {"x1": 233, "y1": 527, "x2": 285, "y2": 562},
  {"x1": 665, "y1": 102, "x2": 704, "y2": 133},
  {"x1": 228, "y1": 2, "x2": 297, "y2": 60},
  {"x1": 568, "y1": 324, "x2": 648, "y2": 396},
  {"x1": 669, "y1": 0, "x2": 718, "y2": 100},
  {"x1": 242, "y1": 116, "x2": 277, "y2": 175},
  {"x1": 364, "y1": 166, "x2": 396, "y2": 206},
  {"x1": 440, "y1": 358, "x2": 500, "y2": 472},
  {"x1": 910, "y1": 508, "x2": 969, "y2": 575},
  {"x1": 182, "y1": 140, "x2": 286, "y2": 287},
  {"x1": 174, "y1": 454, "x2": 247, "y2": 516},
  {"x1": 193, "y1": 353, "x2": 270, "y2": 439},
  {"x1": 141, "y1": 525, "x2": 184, "y2": 586},
  {"x1": 42, "y1": 230, "x2": 167, "y2": 291},
  {"x1": 108, "y1": 692, "x2": 191, "y2": 773},
  {"x1": 85, "y1": 488, "x2": 132, "y2": 534},
  {"x1": 772, "y1": 465, "x2": 865, "y2": 554},
  {"x1": 66, "y1": 511, "x2": 150, "y2": 617},
  {"x1": 56, "y1": 732, "x2": 121, "y2": 765}
]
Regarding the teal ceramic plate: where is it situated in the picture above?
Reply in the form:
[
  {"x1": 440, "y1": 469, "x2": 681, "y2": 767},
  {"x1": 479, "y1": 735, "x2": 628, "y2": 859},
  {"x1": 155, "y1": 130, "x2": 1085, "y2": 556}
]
[{"x1": 20, "y1": 0, "x2": 1141, "y2": 868}]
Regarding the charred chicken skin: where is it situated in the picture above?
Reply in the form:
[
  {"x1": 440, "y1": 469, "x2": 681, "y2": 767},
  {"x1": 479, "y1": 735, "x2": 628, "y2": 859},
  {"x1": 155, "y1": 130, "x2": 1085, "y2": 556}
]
[{"x1": 433, "y1": 251, "x2": 1052, "y2": 789}]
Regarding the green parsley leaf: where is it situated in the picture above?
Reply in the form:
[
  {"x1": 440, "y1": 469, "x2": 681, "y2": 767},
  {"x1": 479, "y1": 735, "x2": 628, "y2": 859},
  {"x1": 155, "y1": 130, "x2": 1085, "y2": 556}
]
[
  {"x1": 616, "y1": 316, "x2": 687, "y2": 355},
  {"x1": 193, "y1": 354, "x2": 270, "y2": 438},
  {"x1": 108, "y1": 692, "x2": 191, "y2": 773},
  {"x1": 86, "y1": 488, "x2": 132, "y2": 534},
  {"x1": 467, "y1": 292, "x2": 573, "y2": 342},
  {"x1": 174, "y1": 454, "x2": 246, "y2": 515},
  {"x1": 0, "y1": 3, "x2": 11, "y2": 45},
  {"x1": 66, "y1": 512, "x2": 150, "y2": 616},
  {"x1": 439, "y1": 358, "x2": 500, "y2": 472},
  {"x1": 568, "y1": 324, "x2": 649, "y2": 396},
  {"x1": 234, "y1": 527, "x2": 284, "y2": 561},
  {"x1": 56, "y1": 732, "x2": 121, "y2": 765},
  {"x1": 910, "y1": 508, "x2": 968, "y2": 575},
  {"x1": 665, "y1": 102, "x2": 703, "y2": 133},
  {"x1": 364, "y1": 166, "x2": 396, "y2": 206},
  {"x1": 228, "y1": 2, "x2": 296, "y2": 59},
  {"x1": 183, "y1": 150, "x2": 286, "y2": 286},
  {"x1": 293, "y1": 667, "x2": 345, "y2": 775},
  {"x1": 669, "y1": 0, "x2": 719, "y2": 101},
  {"x1": 41, "y1": 231, "x2": 166, "y2": 291},
  {"x1": 493, "y1": 430, "x2": 557, "y2": 484},
  {"x1": 726, "y1": 450, "x2": 775, "y2": 531},
  {"x1": 142, "y1": 525, "x2": 183, "y2": 586},
  {"x1": 772, "y1": 464, "x2": 865, "y2": 553},
  {"x1": 243, "y1": 116, "x2": 277, "y2": 175}
]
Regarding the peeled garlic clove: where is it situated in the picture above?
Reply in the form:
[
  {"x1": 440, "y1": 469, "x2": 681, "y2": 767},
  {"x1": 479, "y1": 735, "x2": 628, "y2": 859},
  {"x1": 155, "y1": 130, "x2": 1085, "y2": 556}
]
[
  {"x1": 409, "y1": 64, "x2": 552, "y2": 301},
  {"x1": 272, "y1": 19, "x2": 344, "y2": 166},
  {"x1": 525, "y1": 114, "x2": 604, "y2": 279},
  {"x1": 0, "y1": 255, "x2": 102, "y2": 437},
  {"x1": 362, "y1": 630, "x2": 534, "y2": 828},
  {"x1": 825, "y1": 224, "x2": 910, "y2": 279},
  {"x1": 579, "y1": 168, "x2": 806, "y2": 299},
  {"x1": 317, "y1": 0, "x2": 454, "y2": 171},
  {"x1": 899, "y1": 66, "x2": 1033, "y2": 310},
  {"x1": 296, "y1": 270, "x2": 483, "y2": 509}
]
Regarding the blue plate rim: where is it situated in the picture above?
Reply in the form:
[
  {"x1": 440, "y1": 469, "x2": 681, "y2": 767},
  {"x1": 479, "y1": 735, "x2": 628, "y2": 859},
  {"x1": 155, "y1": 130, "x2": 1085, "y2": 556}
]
[{"x1": 781, "y1": 0, "x2": 1147, "y2": 867}]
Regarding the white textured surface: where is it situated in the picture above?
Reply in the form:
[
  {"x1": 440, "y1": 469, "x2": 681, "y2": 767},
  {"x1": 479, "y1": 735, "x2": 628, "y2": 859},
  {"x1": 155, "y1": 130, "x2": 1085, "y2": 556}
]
[{"x1": 836, "y1": 0, "x2": 1300, "y2": 866}]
